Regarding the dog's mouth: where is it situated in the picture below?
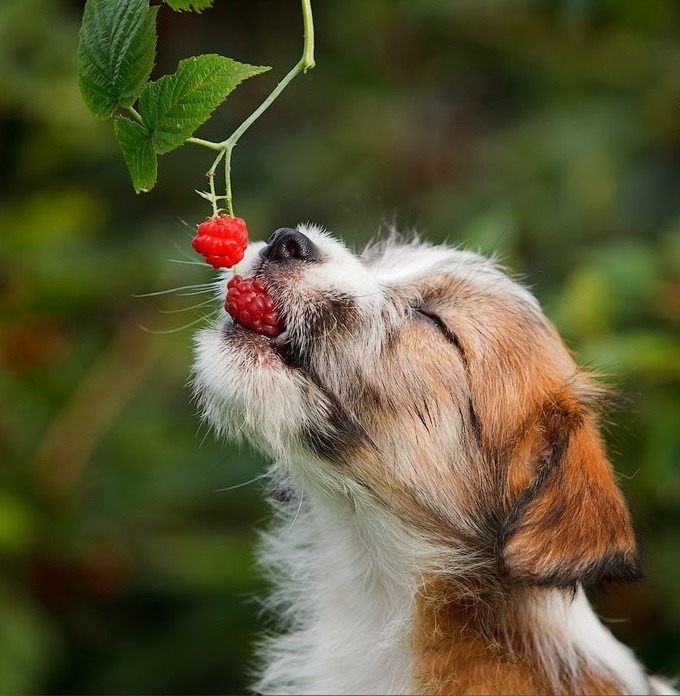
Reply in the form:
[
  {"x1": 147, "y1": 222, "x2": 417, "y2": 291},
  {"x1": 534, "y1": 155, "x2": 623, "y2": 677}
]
[
  {"x1": 223, "y1": 274, "x2": 304, "y2": 370},
  {"x1": 270, "y1": 332, "x2": 298, "y2": 368}
]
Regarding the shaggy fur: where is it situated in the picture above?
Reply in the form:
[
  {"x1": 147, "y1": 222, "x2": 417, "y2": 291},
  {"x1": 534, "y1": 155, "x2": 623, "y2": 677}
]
[{"x1": 193, "y1": 225, "x2": 677, "y2": 695}]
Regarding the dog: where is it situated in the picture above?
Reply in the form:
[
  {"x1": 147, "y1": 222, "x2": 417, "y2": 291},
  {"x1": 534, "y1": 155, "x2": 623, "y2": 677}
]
[{"x1": 193, "y1": 225, "x2": 677, "y2": 695}]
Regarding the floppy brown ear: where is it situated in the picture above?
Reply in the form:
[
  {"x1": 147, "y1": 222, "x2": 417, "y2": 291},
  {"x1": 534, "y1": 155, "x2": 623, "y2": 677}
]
[{"x1": 497, "y1": 392, "x2": 642, "y2": 587}]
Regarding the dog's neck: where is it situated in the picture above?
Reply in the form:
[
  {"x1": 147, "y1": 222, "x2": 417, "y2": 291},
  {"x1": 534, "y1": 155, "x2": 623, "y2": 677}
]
[
  {"x1": 256, "y1": 476, "x2": 650, "y2": 695},
  {"x1": 257, "y1": 482, "x2": 416, "y2": 694}
]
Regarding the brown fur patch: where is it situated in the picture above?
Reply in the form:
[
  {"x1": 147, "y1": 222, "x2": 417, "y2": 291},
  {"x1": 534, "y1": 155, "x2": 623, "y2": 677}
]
[
  {"x1": 415, "y1": 601, "x2": 548, "y2": 695},
  {"x1": 413, "y1": 579, "x2": 627, "y2": 695}
]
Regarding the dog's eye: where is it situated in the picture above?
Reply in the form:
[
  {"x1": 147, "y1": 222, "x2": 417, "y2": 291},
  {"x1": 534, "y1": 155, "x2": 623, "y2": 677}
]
[
  {"x1": 413, "y1": 307, "x2": 464, "y2": 355},
  {"x1": 414, "y1": 307, "x2": 445, "y2": 331}
]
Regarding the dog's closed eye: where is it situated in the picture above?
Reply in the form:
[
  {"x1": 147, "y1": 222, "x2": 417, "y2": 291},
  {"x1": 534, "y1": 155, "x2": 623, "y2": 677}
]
[{"x1": 412, "y1": 306, "x2": 465, "y2": 356}]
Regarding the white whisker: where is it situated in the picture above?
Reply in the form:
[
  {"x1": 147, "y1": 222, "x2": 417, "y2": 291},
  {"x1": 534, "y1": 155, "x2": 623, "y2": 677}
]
[
  {"x1": 133, "y1": 283, "x2": 213, "y2": 298},
  {"x1": 177, "y1": 217, "x2": 199, "y2": 236},
  {"x1": 171, "y1": 237, "x2": 207, "y2": 262},
  {"x1": 177, "y1": 289, "x2": 221, "y2": 297},
  {"x1": 137, "y1": 314, "x2": 210, "y2": 334},
  {"x1": 159, "y1": 298, "x2": 216, "y2": 314},
  {"x1": 167, "y1": 258, "x2": 209, "y2": 266},
  {"x1": 214, "y1": 471, "x2": 269, "y2": 493},
  {"x1": 283, "y1": 488, "x2": 304, "y2": 539}
]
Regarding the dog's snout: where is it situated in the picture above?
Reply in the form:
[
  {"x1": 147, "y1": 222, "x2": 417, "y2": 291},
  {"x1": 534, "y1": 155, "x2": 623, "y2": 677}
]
[{"x1": 262, "y1": 228, "x2": 320, "y2": 263}]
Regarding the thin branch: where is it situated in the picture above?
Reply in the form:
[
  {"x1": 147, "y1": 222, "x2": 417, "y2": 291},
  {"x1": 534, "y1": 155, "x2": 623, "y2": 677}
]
[{"x1": 196, "y1": 0, "x2": 315, "y2": 217}]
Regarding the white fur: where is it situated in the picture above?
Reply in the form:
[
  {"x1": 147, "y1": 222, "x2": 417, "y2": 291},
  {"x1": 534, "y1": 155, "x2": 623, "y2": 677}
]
[
  {"x1": 651, "y1": 676, "x2": 680, "y2": 695},
  {"x1": 362, "y1": 234, "x2": 541, "y2": 311},
  {"x1": 256, "y1": 472, "x2": 418, "y2": 694}
]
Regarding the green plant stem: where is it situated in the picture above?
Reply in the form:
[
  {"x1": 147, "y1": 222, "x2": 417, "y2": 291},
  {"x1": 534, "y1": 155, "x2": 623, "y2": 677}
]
[
  {"x1": 191, "y1": 0, "x2": 315, "y2": 217},
  {"x1": 186, "y1": 136, "x2": 223, "y2": 151}
]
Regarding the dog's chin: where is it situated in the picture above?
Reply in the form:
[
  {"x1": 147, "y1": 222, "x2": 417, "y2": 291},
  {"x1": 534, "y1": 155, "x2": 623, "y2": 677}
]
[
  {"x1": 193, "y1": 311, "x2": 318, "y2": 457},
  {"x1": 223, "y1": 317, "x2": 296, "y2": 370}
]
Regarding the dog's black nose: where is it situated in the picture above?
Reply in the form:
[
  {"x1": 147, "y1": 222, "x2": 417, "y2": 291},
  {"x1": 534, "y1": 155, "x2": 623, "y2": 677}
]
[{"x1": 261, "y1": 228, "x2": 320, "y2": 263}]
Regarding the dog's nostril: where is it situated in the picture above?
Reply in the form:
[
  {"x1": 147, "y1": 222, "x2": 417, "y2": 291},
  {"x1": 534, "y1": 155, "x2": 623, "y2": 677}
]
[{"x1": 262, "y1": 228, "x2": 320, "y2": 263}]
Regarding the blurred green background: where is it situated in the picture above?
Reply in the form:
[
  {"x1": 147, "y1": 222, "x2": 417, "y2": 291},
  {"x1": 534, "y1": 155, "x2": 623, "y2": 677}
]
[{"x1": 1, "y1": 0, "x2": 679, "y2": 692}]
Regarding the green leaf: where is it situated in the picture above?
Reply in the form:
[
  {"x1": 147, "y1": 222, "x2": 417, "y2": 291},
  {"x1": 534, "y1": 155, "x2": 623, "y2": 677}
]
[
  {"x1": 78, "y1": 0, "x2": 157, "y2": 120},
  {"x1": 114, "y1": 116, "x2": 158, "y2": 192},
  {"x1": 138, "y1": 54, "x2": 270, "y2": 154},
  {"x1": 162, "y1": 0, "x2": 214, "y2": 11}
]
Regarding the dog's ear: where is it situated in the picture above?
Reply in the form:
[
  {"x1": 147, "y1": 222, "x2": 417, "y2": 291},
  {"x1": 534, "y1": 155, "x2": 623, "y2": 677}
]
[{"x1": 497, "y1": 387, "x2": 642, "y2": 587}]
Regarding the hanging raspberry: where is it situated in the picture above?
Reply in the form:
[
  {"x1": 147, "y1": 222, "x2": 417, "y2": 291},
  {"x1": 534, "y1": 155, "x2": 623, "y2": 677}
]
[{"x1": 192, "y1": 215, "x2": 248, "y2": 269}]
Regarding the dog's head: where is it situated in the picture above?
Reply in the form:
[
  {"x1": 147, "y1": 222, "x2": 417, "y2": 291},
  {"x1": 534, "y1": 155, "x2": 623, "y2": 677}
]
[{"x1": 193, "y1": 225, "x2": 641, "y2": 588}]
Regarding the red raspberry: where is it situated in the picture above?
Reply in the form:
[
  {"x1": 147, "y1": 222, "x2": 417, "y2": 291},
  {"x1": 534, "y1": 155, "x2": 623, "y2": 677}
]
[
  {"x1": 191, "y1": 215, "x2": 248, "y2": 269},
  {"x1": 226, "y1": 275, "x2": 283, "y2": 338}
]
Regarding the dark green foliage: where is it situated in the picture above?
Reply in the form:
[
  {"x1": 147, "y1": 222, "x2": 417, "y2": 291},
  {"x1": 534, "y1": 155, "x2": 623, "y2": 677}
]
[{"x1": 1, "y1": 0, "x2": 679, "y2": 693}]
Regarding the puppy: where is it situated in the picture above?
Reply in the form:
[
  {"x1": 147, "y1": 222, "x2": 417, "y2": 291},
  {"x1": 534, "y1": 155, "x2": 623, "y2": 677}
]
[{"x1": 193, "y1": 225, "x2": 676, "y2": 695}]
